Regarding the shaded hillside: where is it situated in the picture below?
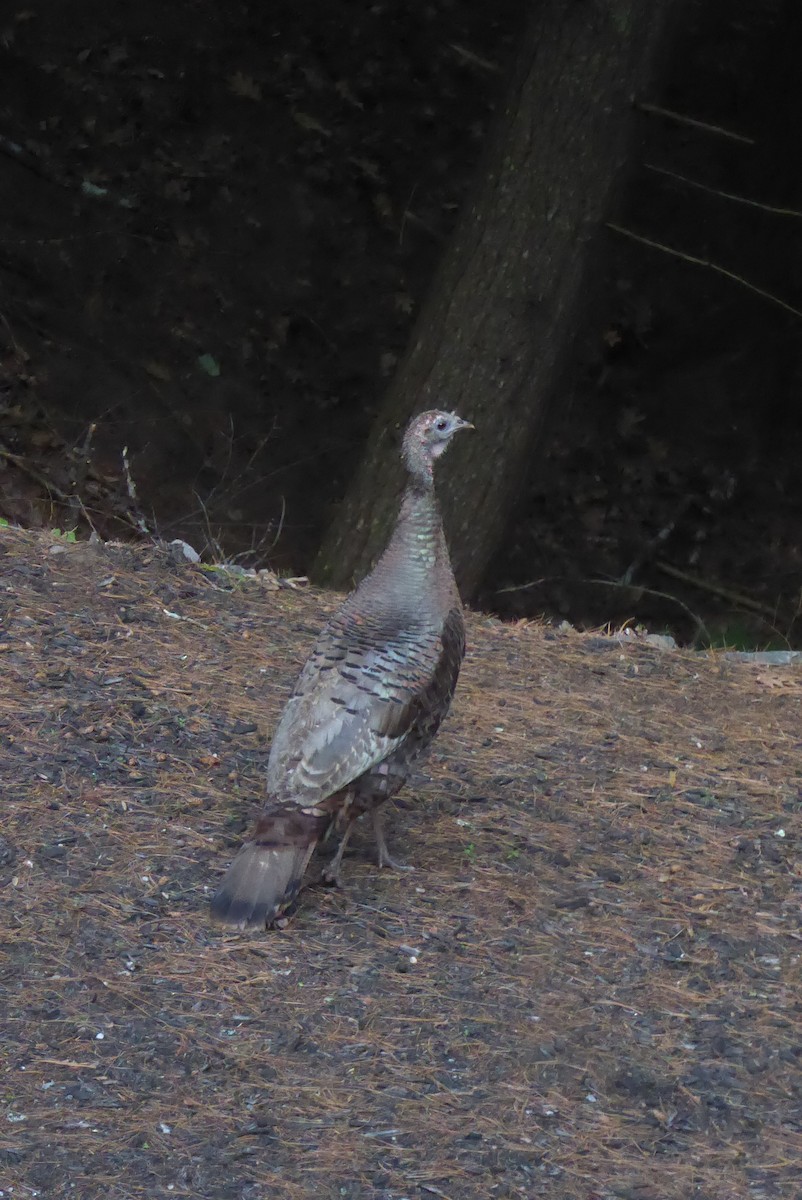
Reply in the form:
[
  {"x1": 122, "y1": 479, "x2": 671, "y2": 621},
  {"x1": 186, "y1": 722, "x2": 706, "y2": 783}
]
[
  {"x1": 1, "y1": 527, "x2": 800, "y2": 1198},
  {"x1": 1, "y1": 1, "x2": 801, "y2": 645},
  {"x1": 0, "y1": 0, "x2": 521, "y2": 558}
]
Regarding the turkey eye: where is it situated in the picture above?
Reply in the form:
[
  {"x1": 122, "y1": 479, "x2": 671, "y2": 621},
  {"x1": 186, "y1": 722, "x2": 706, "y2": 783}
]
[{"x1": 435, "y1": 418, "x2": 447, "y2": 431}]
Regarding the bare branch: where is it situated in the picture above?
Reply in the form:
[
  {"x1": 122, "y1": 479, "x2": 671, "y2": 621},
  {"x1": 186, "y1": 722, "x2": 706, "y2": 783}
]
[{"x1": 606, "y1": 223, "x2": 802, "y2": 319}]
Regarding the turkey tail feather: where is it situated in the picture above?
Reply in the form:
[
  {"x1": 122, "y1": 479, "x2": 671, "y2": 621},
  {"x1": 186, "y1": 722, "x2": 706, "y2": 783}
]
[{"x1": 210, "y1": 808, "x2": 326, "y2": 928}]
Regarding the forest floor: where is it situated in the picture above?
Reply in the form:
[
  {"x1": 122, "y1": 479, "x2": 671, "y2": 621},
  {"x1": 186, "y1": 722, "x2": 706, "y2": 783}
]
[{"x1": 1, "y1": 526, "x2": 800, "y2": 1200}]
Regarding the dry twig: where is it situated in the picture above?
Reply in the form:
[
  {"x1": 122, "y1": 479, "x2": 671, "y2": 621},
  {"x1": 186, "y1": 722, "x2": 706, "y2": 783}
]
[
  {"x1": 655, "y1": 560, "x2": 781, "y2": 619},
  {"x1": 634, "y1": 100, "x2": 756, "y2": 144},
  {"x1": 644, "y1": 162, "x2": 802, "y2": 219},
  {"x1": 606, "y1": 223, "x2": 802, "y2": 319}
]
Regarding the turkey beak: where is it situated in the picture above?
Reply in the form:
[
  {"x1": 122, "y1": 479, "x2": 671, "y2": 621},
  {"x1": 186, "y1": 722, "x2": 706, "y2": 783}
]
[{"x1": 457, "y1": 418, "x2": 475, "y2": 432}]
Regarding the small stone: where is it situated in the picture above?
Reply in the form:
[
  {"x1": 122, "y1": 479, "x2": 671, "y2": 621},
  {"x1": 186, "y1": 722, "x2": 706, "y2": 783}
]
[{"x1": 38, "y1": 843, "x2": 67, "y2": 860}]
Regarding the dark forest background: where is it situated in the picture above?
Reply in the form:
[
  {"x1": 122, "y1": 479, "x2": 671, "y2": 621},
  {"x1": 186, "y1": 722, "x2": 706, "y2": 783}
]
[{"x1": 1, "y1": 0, "x2": 800, "y2": 647}]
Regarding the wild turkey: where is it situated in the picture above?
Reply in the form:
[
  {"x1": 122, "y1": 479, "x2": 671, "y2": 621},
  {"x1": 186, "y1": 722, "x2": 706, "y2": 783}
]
[{"x1": 211, "y1": 409, "x2": 473, "y2": 927}]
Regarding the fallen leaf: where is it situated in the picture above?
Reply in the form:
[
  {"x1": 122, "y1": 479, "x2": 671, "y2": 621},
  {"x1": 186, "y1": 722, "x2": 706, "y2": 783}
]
[
  {"x1": 144, "y1": 361, "x2": 172, "y2": 382},
  {"x1": 293, "y1": 111, "x2": 331, "y2": 138},
  {"x1": 755, "y1": 672, "x2": 796, "y2": 690},
  {"x1": 229, "y1": 71, "x2": 262, "y2": 101},
  {"x1": 197, "y1": 353, "x2": 221, "y2": 377}
]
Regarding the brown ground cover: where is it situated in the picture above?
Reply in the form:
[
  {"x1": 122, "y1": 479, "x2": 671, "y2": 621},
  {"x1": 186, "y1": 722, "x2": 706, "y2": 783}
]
[{"x1": 1, "y1": 527, "x2": 800, "y2": 1199}]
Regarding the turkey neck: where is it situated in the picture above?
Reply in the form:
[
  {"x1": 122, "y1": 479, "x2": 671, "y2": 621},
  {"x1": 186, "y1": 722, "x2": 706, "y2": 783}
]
[{"x1": 369, "y1": 474, "x2": 456, "y2": 614}]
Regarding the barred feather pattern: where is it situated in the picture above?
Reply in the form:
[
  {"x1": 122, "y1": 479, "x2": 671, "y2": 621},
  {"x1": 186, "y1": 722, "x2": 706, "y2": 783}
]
[{"x1": 210, "y1": 411, "x2": 471, "y2": 928}]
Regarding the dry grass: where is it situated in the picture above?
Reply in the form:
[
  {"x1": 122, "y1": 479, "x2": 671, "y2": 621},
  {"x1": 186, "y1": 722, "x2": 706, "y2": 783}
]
[{"x1": 1, "y1": 527, "x2": 800, "y2": 1199}]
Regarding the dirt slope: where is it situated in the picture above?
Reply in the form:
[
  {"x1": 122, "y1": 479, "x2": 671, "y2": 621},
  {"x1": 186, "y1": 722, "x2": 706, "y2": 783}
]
[{"x1": 1, "y1": 527, "x2": 800, "y2": 1199}]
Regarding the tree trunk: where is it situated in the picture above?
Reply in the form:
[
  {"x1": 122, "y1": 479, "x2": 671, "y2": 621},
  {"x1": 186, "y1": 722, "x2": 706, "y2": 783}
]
[{"x1": 314, "y1": 0, "x2": 673, "y2": 599}]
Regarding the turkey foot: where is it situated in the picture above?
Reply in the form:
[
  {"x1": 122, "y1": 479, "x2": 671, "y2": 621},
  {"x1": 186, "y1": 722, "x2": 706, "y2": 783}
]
[
  {"x1": 321, "y1": 824, "x2": 353, "y2": 886},
  {"x1": 372, "y1": 808, "x2": 414, "y2": 871}
]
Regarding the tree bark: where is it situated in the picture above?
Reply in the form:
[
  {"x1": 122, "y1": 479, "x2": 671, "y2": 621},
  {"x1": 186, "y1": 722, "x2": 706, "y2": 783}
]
[{"x1": 315, "y1": 0, "x2": 673, "y2": 599}]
